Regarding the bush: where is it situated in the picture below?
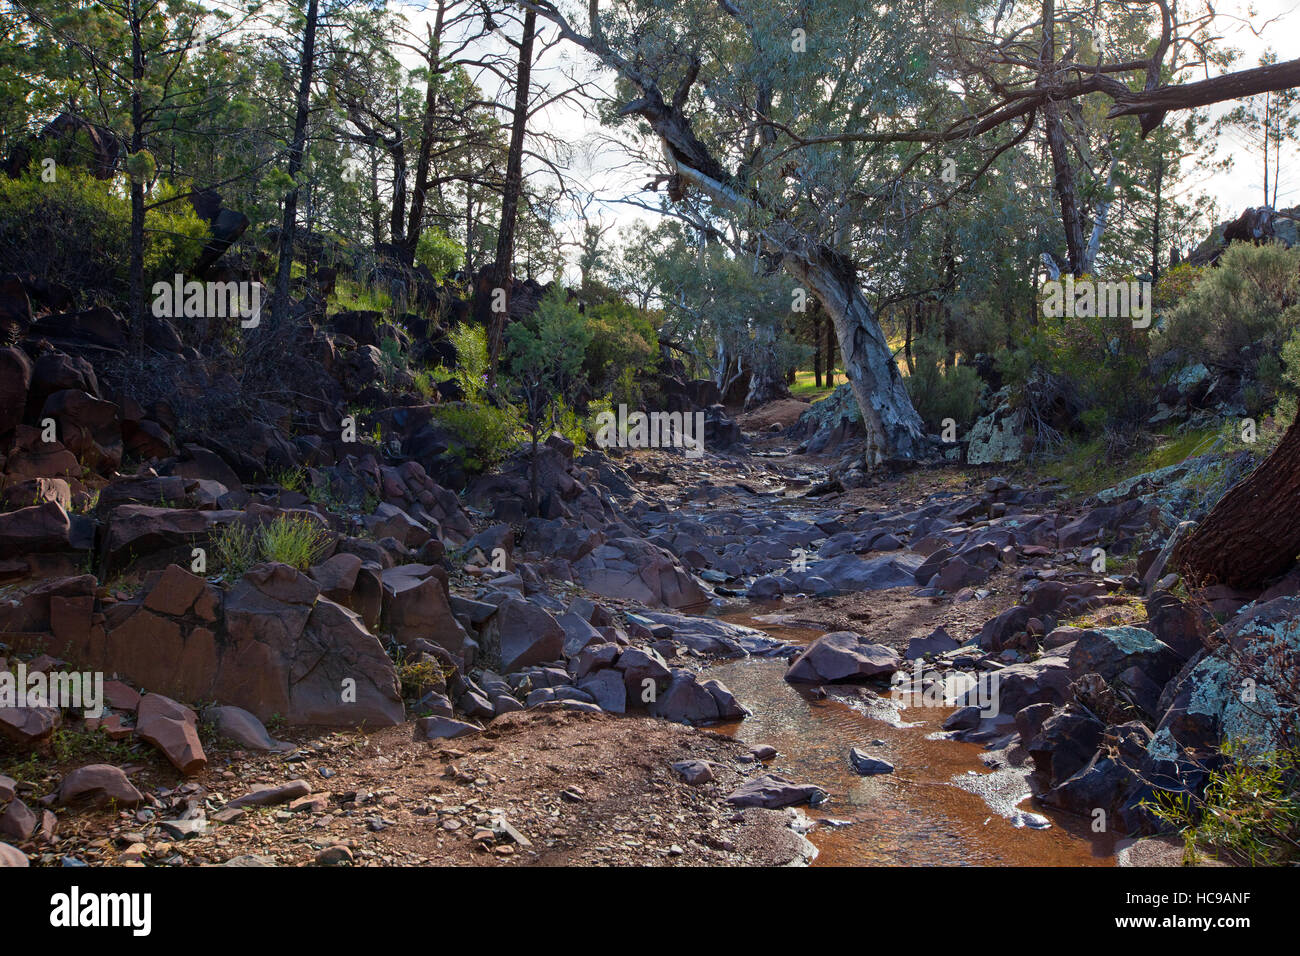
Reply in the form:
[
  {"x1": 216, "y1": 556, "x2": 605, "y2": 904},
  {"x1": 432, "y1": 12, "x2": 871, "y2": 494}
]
[
  {"x1": 415, "y1": 227, "x2": 464, "y2": 281},
  {"x1": 446, "y1": 322, "x2": 488, "y2": 401},
  {"x1": 904, "y1": 334, "x2": 983, "y2": 432},
  {"x1": 1159, "y1": 242, "x2": 1300, "y2": 371},
  {"x1": 1148, "y1": 742, "x2": 1300, "y2": 865},
  {"x1": 429, "y1": 401, "x2": 521, "y2": 475},
  {"x1": 581, "y1": 301, "x2": 658, "y2": 404},
  {"x1": 0, "y1": 170, "x2": 209, "y2": 301},
  {"x1": 212, "y1": 522, "x2": 257, "y2": 577},
  {"x1": 258, "y1": 513, "x2": 330, "y2": 570},
  {"x1": 211, "y1": 514, "x2": 329, "y2": 576}
]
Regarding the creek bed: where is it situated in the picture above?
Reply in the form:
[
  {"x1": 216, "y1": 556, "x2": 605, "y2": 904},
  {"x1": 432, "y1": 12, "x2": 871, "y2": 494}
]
[{"x1": 708, "y1": 614, "x2": 1116, "y2": 866}]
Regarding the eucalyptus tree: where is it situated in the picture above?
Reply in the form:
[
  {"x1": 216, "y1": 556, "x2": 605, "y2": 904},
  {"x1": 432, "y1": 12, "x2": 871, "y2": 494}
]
[{"x1": 519, "y1": 0, "x2": 1300, "y2": 464}]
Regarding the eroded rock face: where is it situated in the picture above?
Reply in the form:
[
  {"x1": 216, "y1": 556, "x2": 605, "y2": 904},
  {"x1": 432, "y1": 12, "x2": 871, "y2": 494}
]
[
  {"x1": 966, "y1": 398, "x2": 1025, "y2": 466},
  {"x1": 1149, "y1": 596, "x2": 1300, "y2": 763}
]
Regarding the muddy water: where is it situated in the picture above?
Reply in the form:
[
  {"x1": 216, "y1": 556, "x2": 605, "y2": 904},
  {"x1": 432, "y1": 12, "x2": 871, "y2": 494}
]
[{"x1": 710, "y1": 615, "x2": 1116, "y2": 866}]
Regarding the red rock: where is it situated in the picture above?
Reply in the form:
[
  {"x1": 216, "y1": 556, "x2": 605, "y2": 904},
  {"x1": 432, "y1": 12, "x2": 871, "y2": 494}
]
[
  {"x1": 142, "y1": 563, "x2": 208, "y2": 616},
  {"x1": 224, "y1": 779, "x2": 311, "y2": 810},
  {"x1": 0, "y1": 842, "x2": 28, "y2": 867},
  {"x1": 0, "y1": 706, "x2": 62, "y2": 746},
  {"x1": 0, "y1": 798, "x2": 37, "y2": 841},
  {"x1": 56, "y1": 764, "x2": 144, "y2": 807},
  {"x1": 135, "y1": 693, "x2": 207, "y2": 775},
  {"x1": 0, "y1": 501, "x2": 72, "y2": 553}
]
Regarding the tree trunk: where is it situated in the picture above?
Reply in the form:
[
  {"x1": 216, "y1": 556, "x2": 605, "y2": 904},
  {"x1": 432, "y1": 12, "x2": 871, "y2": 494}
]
[
  {"x1": 1175, "y1": 412, "x2": 1300, "y2": 589},
  {"x1": 1150, "y1": 152, "x2": 1164, "y2": 282},
  {"x1": 813, "y1": 310, "x2": 823, "y2": 388},
  {"x1": 485, "y1": 8, "x2": 537, "y2": 386},
  {"x1": 128, "y1": 0, "x2": 145, "y2": 353},
  {"x1": 744, "y1": 319, "x2": 789, "y2": 409},
  {"x1": 272, "y1": 0, "x2": 320, "y2": 328},
  {"x1": 785, "y1": 250, "x2": 926, "y2": 463},
  {"x1": 403, "y1": 8, "x2": 446, "y2": 268}
]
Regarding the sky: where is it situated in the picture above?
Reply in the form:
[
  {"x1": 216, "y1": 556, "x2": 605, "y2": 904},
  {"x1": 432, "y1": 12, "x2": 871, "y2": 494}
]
[{"x1": 392, "y1": 0, "x2": 1300, "y2": 278}]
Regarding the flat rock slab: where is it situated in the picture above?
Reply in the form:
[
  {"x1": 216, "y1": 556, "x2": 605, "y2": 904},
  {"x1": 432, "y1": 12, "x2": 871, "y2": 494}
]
[{"x1": 725, "y1": 773, "x2": 827, "y2": 809}]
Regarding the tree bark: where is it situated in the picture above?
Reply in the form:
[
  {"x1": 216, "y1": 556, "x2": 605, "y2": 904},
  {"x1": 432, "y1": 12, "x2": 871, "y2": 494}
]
[
  {"x1": 272, "y1": 0, "x2": 320, "y2": 329},
  {"x1": 128, "y1": 0, "x2": 146, "y2": 353},
  {"x1": 1175, "y1": 412, "x2": 1300, "y2": 589},
  {"x1": 485, "y1": 8, "x2": 537, "y2": 386},
  {"x1": 403, "y1": 8, "x2": 446, "y2": 267}
]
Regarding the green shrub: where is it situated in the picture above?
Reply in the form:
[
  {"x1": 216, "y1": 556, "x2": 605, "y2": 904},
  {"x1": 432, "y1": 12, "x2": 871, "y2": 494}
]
[
  {"x1": 582, "y1": 301, "x2": 658, "y2": 403},
  {"x1": 415, "y1": 226, "x2": 464, "y2": 281},
  {"x1": 429, "y1": 401, "x2": 522, "y2": 474},
  {"x1": 212, "y1": 522, "x2": 257, "y2": 577},
  {"x1": 446, "y1": 322, "x2": 488, "y2": 402},
  {"x1": 0, "y1": 170, "x2": 209, "y2": 300},
  {"x1": 211, "y1": 514, "x2": 329, "y2": 576},
  {"x1": 1147, "y1": 742, "x2": 1300, "y2": 865},
  {"x1": 258, "y1": 513, "x2": 330, "y2": 570},
  {"x1": 1160, "y1": 242, "x2": 1300, "y2": 370},
  {"x1": 904, "y1": 334, "x2": 983, "y2": 432}
]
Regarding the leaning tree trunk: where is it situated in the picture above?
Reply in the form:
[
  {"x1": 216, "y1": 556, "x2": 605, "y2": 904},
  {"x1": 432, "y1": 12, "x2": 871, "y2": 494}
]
[{"x1": 1175, "y1": 411, "x2": 1300, "y2": 589}]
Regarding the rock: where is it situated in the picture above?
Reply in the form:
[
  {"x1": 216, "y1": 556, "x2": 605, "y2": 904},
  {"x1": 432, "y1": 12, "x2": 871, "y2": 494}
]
[
  {"x1": 1149, "y1": 596, "x2": 1300, "y2": 762},
  {"x1": 812, "y1": 552, "x2": 927, "y2": 591},
  {"x1": 942, "y1": 705, "x2": 982, "y2": 731},
  {"x1": 41, "y1": 389, "x2": 122, "y2": 472},
  {"x1": 0, "y1": 501, "x2": 72, "y2": 554},
  {"x1": 141, "y1": 563, "x2": 209, "y2": 616},
  {"x1": 0, "y1": 346, "x2": 32, "y2": 435},
  {"x1": 56, "y1": 764, "x2": 143, "y2": 807},
  {"x1": 225, "y1": 779, "x2": 312, "y2": 810},
  {"x1": 725, "y1": 774, "x2": 827, "y2": 808},
  {"x1": 315, "y1": 844, "x2": 354, "y2": 866},
  {"x1": 572, "y1": 537, "x2": 708, "y2": 609},
  {"x1": 1066, "y1": 625, "x2": 1179, "y2": 686},
  {"x1": 413, "y1": 716, "x2": 480, "y2": 740},
  {"x1": 380, "y1": 564, "x2": 467, "y2": 655},
  {"x1": 1026, "y1": 707, "x2": 1106, "y2": 787},
  {"x1": 0, "y1": 842, "x2": 28, "y2": 867},
  {"x1": 701, "y1": 678, "x2": 748, "y2": 720},
  {"x1": 135, "y1": 693, "x2": 207, "y2": 775},
  {"x1": 966, "y1": 400, "x2": 1025, "y2": 465},
  {"x1": 848, "y1": 748, "x2": 894, "y2": 775},
  {"x1": 0, "y1": 706, "x2": 61, "y2": 746},
  {"x1": 671, "y1": 759, "x2": 716, "y2": 785},
  {"x1": 905, "y1": 627, "x2": 960, "y2": 660},
  {"x1": 747, "y1": 575, "x2": 783, "y2": 600},
  {"x1": 481, "y1": 598, "x2": 565, "y2": 673},
  {"x1": 202, "y1": 705, "x2": 293, "y2": 752},
  {"x1": 577, "y1": 668, "x2": 627, "y2": 713},
  {"x1": 648, "y1": 669, "x2": 721, "y2": 725},
  {"x1": 0, "y1": 798, "x2": 38, "y2": 841},
  {"x1": 785, "y1": 631, "x2": 899, "y2": 684}
]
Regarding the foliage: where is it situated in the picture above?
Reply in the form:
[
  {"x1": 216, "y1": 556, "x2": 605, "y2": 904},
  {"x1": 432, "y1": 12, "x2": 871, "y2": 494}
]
[
  {"x1": 415, "y1": 226, "x2": 465, "y2": 280},
  {"x1": 0, "y1": 170, "x2": 209, "y2": 298},
  {"x1": 1160, "y1": 242, "x2": 1300, "y2": 371},
  {"x1": 904, "y1": 333, "x2": 983, "y2": 432},
  {"x1": 1147, "y1": 742, "x2": 1300, "y2": 865},
  {"x1": 212, "y1": 514, "x2": 329, "y2": 576},
  {"x1": 429, "y1": 401, "x2": 522, "y2": 475},
  {"x1": 446, "y1": 321, "x2": 489, "y2": 402},
  {"x1": 581, "y1": 300, "x2": 658, "y2": 404}
]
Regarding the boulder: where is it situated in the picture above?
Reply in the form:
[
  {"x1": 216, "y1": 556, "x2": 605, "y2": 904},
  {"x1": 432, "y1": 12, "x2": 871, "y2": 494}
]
[
  {"x1": 135, "y1": 693, "x2": 207, "y2": 775},
  {"x1": 785, "y1": 631, "x2": 899, "y2": 684},
  {"x1": 481, "y1": 598, "x2": 565, "y2": 673},
  {"x1": 202, "y1": 704, "x2": 293, "y2": 752},
  {"x1": 56, "y1": 764, "x2": 144, "y2": 807}
]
